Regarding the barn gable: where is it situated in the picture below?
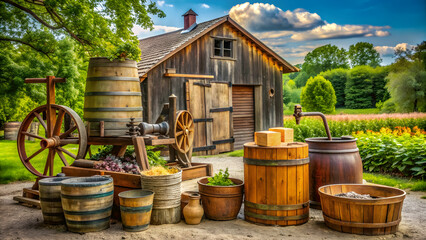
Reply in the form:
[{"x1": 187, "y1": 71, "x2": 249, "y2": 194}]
[{"x1": 138, "y1": 13, "x2": 297, "y2": 154}]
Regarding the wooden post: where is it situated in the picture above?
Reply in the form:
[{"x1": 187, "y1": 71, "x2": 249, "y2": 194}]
[
  {"x1": 168, "y1": 94, "x2": 177, "y2": 163},
  {"x1": 132, "y1": 136, "x2": 150, "y2": 170},
  {"x1": 46, "y1": 76, "x2": 56, "y2": 137}
]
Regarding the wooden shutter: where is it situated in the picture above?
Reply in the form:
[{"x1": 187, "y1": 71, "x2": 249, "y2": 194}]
[
  {"x1": 210, "y1": 82, "x2": 233, "y2": 154},
  {"x1": 232, "y1": 86, "x2": 255, "y2": 149}
]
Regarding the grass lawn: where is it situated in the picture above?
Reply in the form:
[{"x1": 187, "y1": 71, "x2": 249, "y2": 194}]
[{"x1": 284, "y1": 107, "x2": 380, "y2": 115}]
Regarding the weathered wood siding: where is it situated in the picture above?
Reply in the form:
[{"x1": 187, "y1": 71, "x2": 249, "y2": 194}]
[{"x1": 142, "y1": 22, "x2": 283, "y2": 132}]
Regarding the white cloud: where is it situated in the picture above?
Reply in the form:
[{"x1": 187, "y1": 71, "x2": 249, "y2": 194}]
[
  {"x1": 201, "y1": 4, "x2": 210, "y2": 9},
  {"x1": 375, "y1": 43, "x2": 413, "y2": 57},
  {"x1": 132, "y1": 25, "x2": 180, "y2": 38},
  {"x1": 229, "y1": 2, "x2": 324, "y2": 32},
  {"x1": 290, "y1": 23, "x2": 390, "y2": 41},
  {"x1": 157, "y1": 0, "x2": 173, "y2": 7}
]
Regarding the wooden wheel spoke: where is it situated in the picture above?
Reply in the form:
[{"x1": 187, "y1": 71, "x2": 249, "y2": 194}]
[
  {"x1": 177, "y1": 120, "x2": 184, "y2": 130},
  {"x1": 57, "y1": 146, "x2": 77, "y2": 159},
  {"x1": 188, "y1": 128, "x2": 194, "y2": 132},
  {"x1": 185, "y1": 113, "x2": 189, "y2": 125},
  {"x1": 188, "y1": 118, "x2": 193, "y2": 128},
  {"x1": 184, "y1": 136, "x2": 188, "y2": 152},
  {"x1": 178, "y1": 135, "x2": 184, "y2": 148},
  {"x1": 43, "y1": 150, "x2": 55, "y2": 176},
  {"x1": 176, "y1": 131, "x2": 184, "y2": 137},
  {"x1": 21, "y1": 131, "x2": 44, "y2": 140},
  {"x1": 59, "y1": 125, "x2": 77, "y2": 139},
  {"x1": 53, "y1": 109, "x2": 65, "y2": 136},
  {"x1": 33, "y1": 112, "x2": 47, "y2": 131},
  {"x1": 56, "y1": 149, "x2": 69, "y2": 166},
  {"x1": 25, "y1": 148, "x2": 46, "y2": 162}
]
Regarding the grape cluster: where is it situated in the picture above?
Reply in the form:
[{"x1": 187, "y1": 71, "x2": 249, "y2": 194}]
[{"x1": 94, "y1": 154, "x2": 140, "y2": 174}]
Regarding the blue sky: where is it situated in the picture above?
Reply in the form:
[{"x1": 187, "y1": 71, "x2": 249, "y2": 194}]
[{"x1": 134, "y1": 1, "x2": 426, "y2": 65}]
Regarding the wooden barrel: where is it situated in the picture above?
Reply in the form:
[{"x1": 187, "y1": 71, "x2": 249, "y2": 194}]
[
  {"x1": 243, "y1": 142, "x2": 310, "y2": 226},
  {"x1": 306, "y1": 137, "x2": 363, "y2": 209},
  {"x1": 39, "y1": 177, "x2": 70, "y2": 224},
  {"x1": 27, "y1": 122, "x2": 40, "y2": 141},
  {"x1": 319, "y1": 184, "x2": 406, "y2": 235},
  {"x1": 4, "y1": 122, "x2": 21, "y2": 140},
  {"x1": 119, "y1": 190, "x2": 154, "y2": 232},
  {"x1": 140, "y1": 168, "x2": 182, "y2": 225},
  {"x1": 61, "y1": 176, "x2": 114, "y2": 233},
  {"x1": 84, "y1": 57, "x2": 142, "y2": 136}
]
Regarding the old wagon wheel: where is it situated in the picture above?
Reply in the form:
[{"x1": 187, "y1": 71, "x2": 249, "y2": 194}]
[
  {"x1": 17, "y1": 104, "x2": 87, "y2": 177},
  {"x1": 173, "y1": 110, "x2": 194, "y2": 153}
]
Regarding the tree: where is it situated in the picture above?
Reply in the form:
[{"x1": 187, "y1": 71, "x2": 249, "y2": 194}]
[
  {"x1": 345, "y1": 66, "x2": 374, "y2": 108},
  {"x1": 348, "y1": 42, "x2": 382, "y2": 67},
  {"x1": 300, "y1": 76, "x2": 336, "y2": 114},
  {"x1": 0, "y1": 0, "x2": 165, "y2": 60},
  {"x1": 294, "y1": 71, "x2": 309, "y2": 88},
  {"x1": 371, "y1": 66, "x2": 390, "y2": 105},
  {"x1": 302, "y1": 44, "x2": 349, "y2": 77},
  {"x1": 319, "y1": 68, "x2": 348, "y2": 107}
]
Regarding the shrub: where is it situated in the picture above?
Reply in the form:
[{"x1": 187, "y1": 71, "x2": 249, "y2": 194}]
[
  {"x1": 345, "y1": 66, "x2": 373, "y2": 108},
  {"x1": 300, "y1": 76, "x2": 336, "y2": 114},
  {"x1": 354, "y1": 127, "x2": 426, "y2": 178},
  {"x1": 319, "y1": 68, "x2": 348, "y2": 107}
]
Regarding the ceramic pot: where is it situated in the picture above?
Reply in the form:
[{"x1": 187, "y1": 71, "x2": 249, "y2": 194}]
[{"x1": 183, "y1": 193, "x2": 204, "y2": 225}]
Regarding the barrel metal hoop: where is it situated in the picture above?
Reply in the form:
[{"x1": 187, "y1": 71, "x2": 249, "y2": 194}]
[
  {"x1": 243, "y1": 157, "x2": 309, "y2": 166},
  {"x1": 244, "y1": 200, "x2": 309, "y2": 211},
  {"x1": 65, "y1": 216, "x2": 111, "y2": 225},
  {"x1": 84, "y1": 107, "x2": 143, "y2": 112},
  {"x1": 309, "y1": 148, "x2": 359, "y2": 154},
  {"x1": 89, "y1": 62, "x2": 137, "y2": 68},
  {"x1": 120, "y1": 204, "x2": 152, "y2": 213},
  {"x1": 61, "y1": 190, "x2": 113, "y2": 199},
  {"x1": 123, "y1": 224, "x2": 149, "y2": 231},
  {"x1": 244, "y1": 210, "x2": 309, "y2": 221},
  {"x1": 86, "y1": 77, "x2": 139, "y2": 82},
  {"x1": 85, "y1": 92, "x2": 141, "y2": 96},
  {"x1": 323, "y1": 214, "x2": 401, "y2": 228},
  {"x1": 64, "y1": 206, "x2": 113, "y2": 215},
  {"x1": 86, "y1": 118, "x2": 143, "y2": 122}
]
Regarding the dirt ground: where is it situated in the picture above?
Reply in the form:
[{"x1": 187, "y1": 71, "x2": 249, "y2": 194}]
[{"x1": 1, "y1": 156, "x2": 425, "y2": 240}]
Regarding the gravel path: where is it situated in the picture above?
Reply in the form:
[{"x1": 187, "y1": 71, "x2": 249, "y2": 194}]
[{"x1": 0, "y1": 156, "x2": 425, "y2": 240}]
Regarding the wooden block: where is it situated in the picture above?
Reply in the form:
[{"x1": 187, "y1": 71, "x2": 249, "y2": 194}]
[
  {"x1": 254, "y1": 131, "x2": 281, "y2": 146},
  {"x1": 269, "y1": 127, "x2": 294, "y2": 143}
]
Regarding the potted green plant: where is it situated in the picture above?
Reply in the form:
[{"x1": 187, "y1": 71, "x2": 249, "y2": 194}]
[{"x1": 197, "y1": 168, "x2": 244, "y2": 220}]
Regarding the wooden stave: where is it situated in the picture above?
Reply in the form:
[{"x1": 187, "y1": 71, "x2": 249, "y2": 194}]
[
  {"x1": 4, "y1": 122, "x2": 21, "y2": 140},
  {"x1": 243, "y1": 142, "x2": 310, "y2": 226},
  {"x1": 39, "y1": 177, "x2": 70, "y2": 224},
  {"x1": 61, "y1": 176, "x2": 114, "y2": 233},
  {"x1": 318, "y1": 184, "x2": 406, "y2": 235}
]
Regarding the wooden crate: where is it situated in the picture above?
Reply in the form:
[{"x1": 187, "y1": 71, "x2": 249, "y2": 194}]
[
  {"x1": 254, "y1": 131, "x2": 281, "y2": 147},
  {"x1": 62, "y1": 163, "x2": 212, "y2": 219},
  {"x1": 269, "y1": 127, "x2": 294, "y2": 143}
]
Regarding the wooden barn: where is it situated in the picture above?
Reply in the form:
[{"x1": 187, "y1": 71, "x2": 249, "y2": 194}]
[{"x1": 138, "y1": 9, "x2": 298, "y2": 155}]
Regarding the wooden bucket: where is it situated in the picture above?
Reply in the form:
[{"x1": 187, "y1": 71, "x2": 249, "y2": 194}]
[
  {"x1": 38, "y1": 177, "x2": 70, "y2": 224},
  {"x1": 118, "y1": 190, "x2": 154, "y2": 232},
  {"x1": 61, "y1": 176, "x2": 114, "y2": 233},
  {"x1": 306, "y1": 137, "x2": 363, "y2": 209},
  {"x1": 84, "y1": 57, "x2": 142, "y2": 136},
  {"x1": 140, "y1": 168, "x2": 182, "y2": 225},
  {"x1": 243, "y1": 142, "x2": 310, "y2": 226},
  {"x1": 4, "y1": 122, "x2": 21, "y2": 140},
  {"x1": 319, "y1": 184, "x2": 406, "y2": 235}
]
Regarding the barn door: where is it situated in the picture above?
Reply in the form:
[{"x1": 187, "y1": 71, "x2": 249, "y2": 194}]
[
  {"x1": 232, "y1": 86, "x2": 255, "y2": 149},
  {"x1": 210, "y1": 82, "x2": 233, "y2": 154},
  {"x1": 186, "y1": 79, "x2": 214, "y2": 155}
]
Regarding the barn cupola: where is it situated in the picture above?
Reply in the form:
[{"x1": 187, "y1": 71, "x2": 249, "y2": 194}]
[{"x1": 183, "y1": 9, "x2": 198, "y2": 30}]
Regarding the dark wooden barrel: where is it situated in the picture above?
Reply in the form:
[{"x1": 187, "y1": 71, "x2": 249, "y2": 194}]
[
  {"x1": 243, "y1": 142, "x2": 310, "y2": 226},
  {"x1": 140, "y1": 168, "x2": 182, "y2": 225},
  {"x1": 306, "y1": 137, "x2": 363, "y2": 209},
  {"x1": 61, "y1": 176, "x2": 114, "y2": 233},
  {"x1": 84, "y1": 57, "x2": 142, "y2": 136},
  {"x1": 4, "y1": 122, "x2": 21, "y2": 140},
  {"x1": 38, "y1": 177, "x2": 70, "y2": 224},
  {"x1": 118, "y1": 190, "x2": 154, "y2": 232},
  {"x1": 319, "y1": 184, "x2": 406, "y2": 235}
]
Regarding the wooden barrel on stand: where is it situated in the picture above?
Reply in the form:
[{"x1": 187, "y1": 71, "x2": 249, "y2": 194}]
[
  {"x1": 61, "y1": 176, "x2": 114, "y2": 233},
  {"x1": 4, "y1": 122, "x2": 21, "y2": 140},
  {"x1": 306, "y1": 137, "x2": 363, "y2": 209},
  {"x1": 140, "y1": 168, "x2": 182, "y2": 225},
  {"x1": 39, "y1": 177, "x2": 70, "y2": 224},
  {"x1": 243, "y1": 142, "x2": 310, "y2": 226},
  {"x1": 84, "y1": 57, "x2": 142, "y2": 136}
]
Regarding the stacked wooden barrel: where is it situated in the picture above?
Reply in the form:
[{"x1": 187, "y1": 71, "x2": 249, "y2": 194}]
[
  {"x1": 243, "y1": 142, "x2": 309, "y2": 225},
  {"x1": 84, "y1": 57, "x2": 142, "y2": 136},
  {"x1": 4, "y1": 122, "x2": 21, "y2": 140},
  {"x1": 38, "y1": 177, "x2": 70, "y2": 224}
]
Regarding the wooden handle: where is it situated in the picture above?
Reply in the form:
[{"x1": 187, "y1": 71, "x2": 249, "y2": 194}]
[
  {"x1": 71, "y1": 159, "x2": 102, "y2": 168},
  {"x1": 25, "y1": 77, "x2": 66, "y2": 83}
]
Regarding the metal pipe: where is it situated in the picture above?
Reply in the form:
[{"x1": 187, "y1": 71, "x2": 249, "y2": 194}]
[{"x1": 293, "y1": 104, "x2": 332, "y2": 141}]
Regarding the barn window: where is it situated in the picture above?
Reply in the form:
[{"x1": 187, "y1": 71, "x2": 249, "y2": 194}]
[{"x1": 214, "y1": 39, "x2": 233, "y2": 58}]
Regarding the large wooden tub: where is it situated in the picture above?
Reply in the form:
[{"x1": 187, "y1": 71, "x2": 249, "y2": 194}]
[{"x1": 319, "y1": 184, "x2": 406, "y2": 235}]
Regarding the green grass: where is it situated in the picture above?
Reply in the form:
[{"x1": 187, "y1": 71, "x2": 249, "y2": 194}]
[
  {"x1": 0, "y1": 140, "x2": 99, "y2": 184},
  {"x1": 196, "y1": 149, "x2": 244, "y2": 158},
  {"x1": 363, "y1": 172, "x2": 426, "y2": 191},
  {"x1": 284, "y1": 108, "x2": 380, "y2": 115}
]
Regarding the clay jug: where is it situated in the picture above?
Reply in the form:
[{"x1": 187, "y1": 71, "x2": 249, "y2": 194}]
[{"x1": 183, "y1": 193, "x2": 204, "y2": 225}]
